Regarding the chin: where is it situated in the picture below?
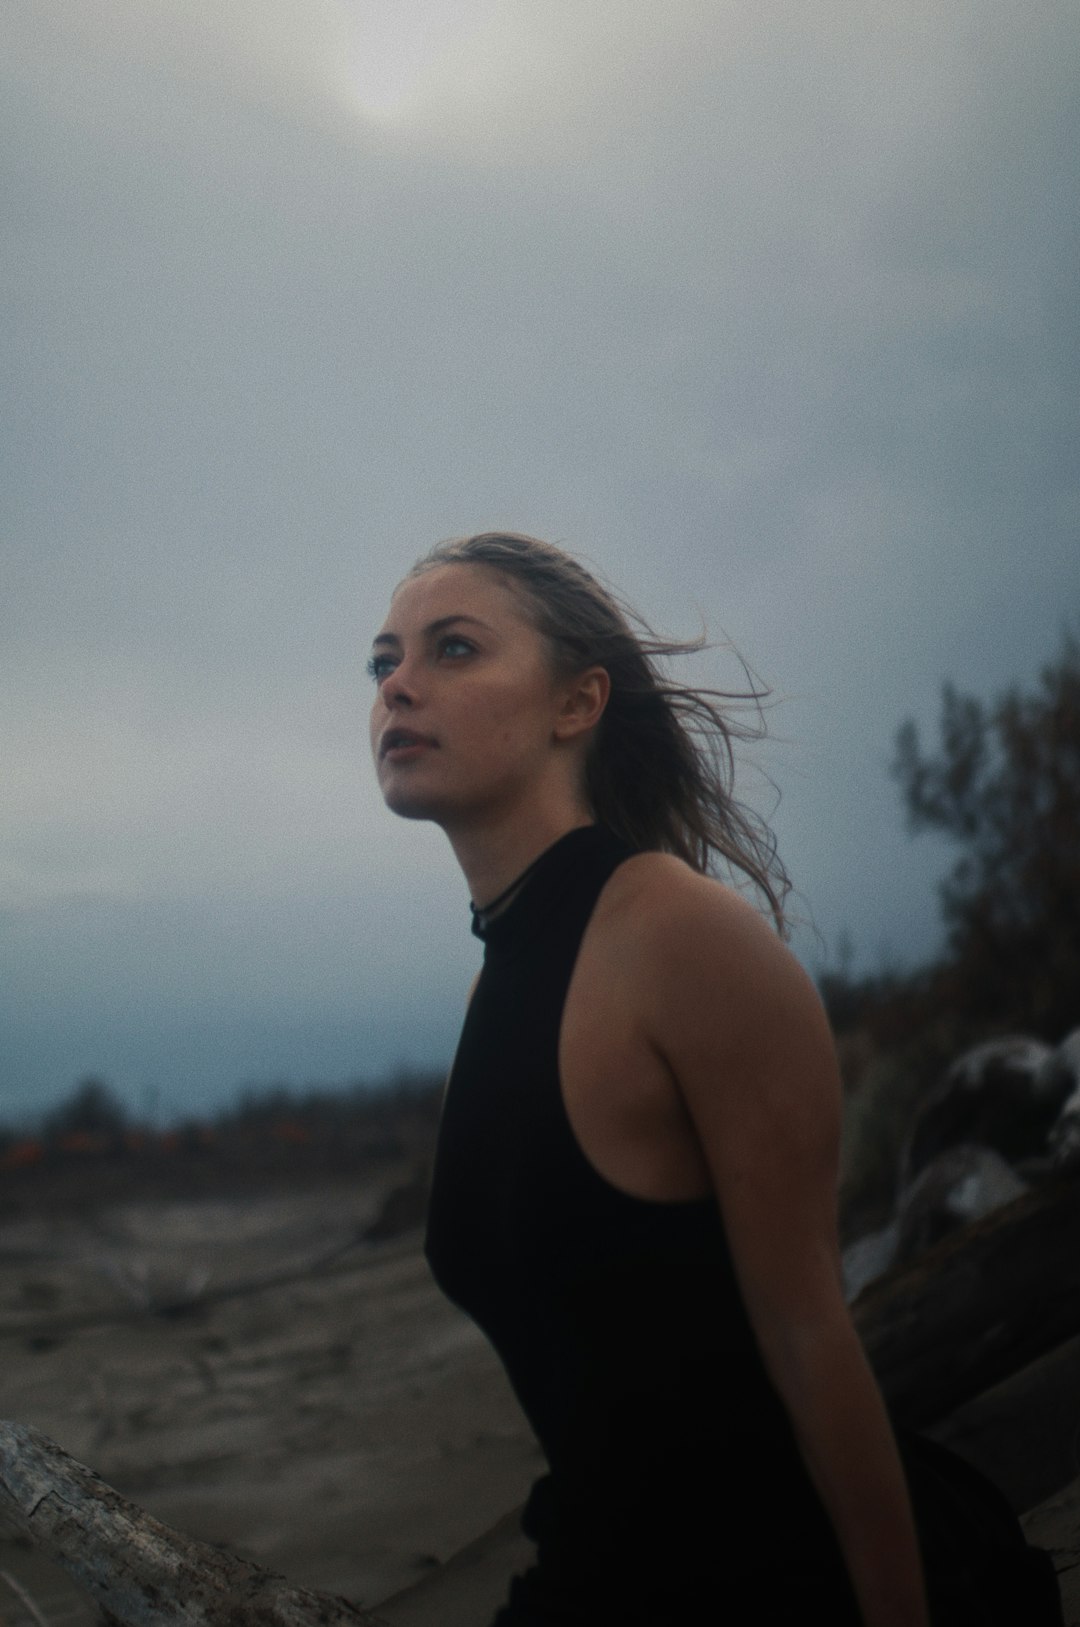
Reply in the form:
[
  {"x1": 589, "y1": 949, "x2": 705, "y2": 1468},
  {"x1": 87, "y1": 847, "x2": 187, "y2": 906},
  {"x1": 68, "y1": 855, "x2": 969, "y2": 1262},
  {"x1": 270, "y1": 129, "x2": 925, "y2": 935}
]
[{"x1": 380, "y1": 782, "x2": 450, "y2": 824}]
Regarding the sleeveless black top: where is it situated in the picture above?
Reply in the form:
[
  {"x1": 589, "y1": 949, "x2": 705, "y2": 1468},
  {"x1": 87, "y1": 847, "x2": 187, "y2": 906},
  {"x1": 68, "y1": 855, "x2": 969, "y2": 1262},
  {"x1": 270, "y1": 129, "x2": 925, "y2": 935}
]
[
  {"x1": 425, "y1": 825, "x2": 853, "y2": 1621},
  {"x1": 424, "y1": 825, "x2": 1062, "y2": 1625}
]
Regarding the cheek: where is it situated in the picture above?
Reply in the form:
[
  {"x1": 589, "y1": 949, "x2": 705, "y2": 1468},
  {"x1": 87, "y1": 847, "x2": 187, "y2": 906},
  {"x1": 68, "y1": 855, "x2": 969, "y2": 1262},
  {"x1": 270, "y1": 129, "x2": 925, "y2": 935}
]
[
  {"x1": 368, "y1": 697, "x2": 384, "y2": 758},
  {"x1": 485, "y1": 680, "x2": 555, "y2": 755}
]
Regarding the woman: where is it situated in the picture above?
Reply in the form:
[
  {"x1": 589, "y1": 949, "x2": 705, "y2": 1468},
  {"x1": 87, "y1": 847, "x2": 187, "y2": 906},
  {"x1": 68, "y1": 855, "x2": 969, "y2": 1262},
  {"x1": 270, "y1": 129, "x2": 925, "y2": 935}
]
[{"x1": 368, "y1": 533, "x2": 1061, "y2": 1626}]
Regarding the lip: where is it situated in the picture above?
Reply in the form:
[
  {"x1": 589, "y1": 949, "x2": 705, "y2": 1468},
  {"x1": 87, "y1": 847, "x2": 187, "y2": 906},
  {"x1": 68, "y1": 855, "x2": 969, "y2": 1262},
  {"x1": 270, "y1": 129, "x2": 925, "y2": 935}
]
[{"x1": 380, "y1": 728, "x2": 438, "y2": 760}]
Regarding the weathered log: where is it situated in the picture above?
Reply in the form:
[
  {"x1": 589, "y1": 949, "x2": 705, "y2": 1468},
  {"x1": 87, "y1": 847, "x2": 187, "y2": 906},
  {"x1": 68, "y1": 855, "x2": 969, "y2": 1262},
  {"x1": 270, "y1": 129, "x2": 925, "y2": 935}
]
[
  {"x1": 855, "y1": 1174, "x2": 1080, "y2": 1427},
  {"x1": 0, "y1": 1421, "x2": 388, "y2": 1627},
  {"x1": 930, "y1": 1331, "x2": 1080, "y2": 1513}
]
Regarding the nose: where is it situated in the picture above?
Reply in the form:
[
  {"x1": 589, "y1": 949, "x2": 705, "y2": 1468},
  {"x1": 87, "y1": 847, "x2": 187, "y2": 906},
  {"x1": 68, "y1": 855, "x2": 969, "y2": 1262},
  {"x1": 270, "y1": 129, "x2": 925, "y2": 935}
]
[{"x1": 380, "y1": 654, "x2": 418, "y2": 708}]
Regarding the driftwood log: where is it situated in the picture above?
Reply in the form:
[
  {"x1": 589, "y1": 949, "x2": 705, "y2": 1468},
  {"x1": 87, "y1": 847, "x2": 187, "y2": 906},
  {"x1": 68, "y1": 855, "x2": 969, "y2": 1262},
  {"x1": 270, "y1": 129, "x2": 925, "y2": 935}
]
[
  {"x1": 855, "y1": 1174, "x2": 1080, "y2": 1427},
  {"x1": 0, "y1": 1421, "x2": 388, "y2": 1627}
]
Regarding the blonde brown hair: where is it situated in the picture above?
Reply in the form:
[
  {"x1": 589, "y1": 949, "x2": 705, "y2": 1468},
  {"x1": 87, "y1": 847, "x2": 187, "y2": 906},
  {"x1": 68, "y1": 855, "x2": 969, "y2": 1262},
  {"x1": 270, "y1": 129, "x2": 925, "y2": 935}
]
[{"x1": 410, "y1": 532, "x2": 791, "y2": 934}]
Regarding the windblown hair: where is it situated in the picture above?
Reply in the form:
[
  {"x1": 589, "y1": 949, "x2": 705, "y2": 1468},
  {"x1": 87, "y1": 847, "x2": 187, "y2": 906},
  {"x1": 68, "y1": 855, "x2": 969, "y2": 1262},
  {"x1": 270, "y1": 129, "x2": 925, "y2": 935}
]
[{"x1": 410, "y1": 532, "x2": 791, "y2": 934}]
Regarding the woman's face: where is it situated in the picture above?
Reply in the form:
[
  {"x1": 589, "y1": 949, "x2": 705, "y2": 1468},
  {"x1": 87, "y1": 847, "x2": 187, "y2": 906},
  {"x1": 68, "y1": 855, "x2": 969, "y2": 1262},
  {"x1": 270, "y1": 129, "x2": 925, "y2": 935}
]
[{"x1": 368, "y1": 563, "x2": 576, "y2": 830}]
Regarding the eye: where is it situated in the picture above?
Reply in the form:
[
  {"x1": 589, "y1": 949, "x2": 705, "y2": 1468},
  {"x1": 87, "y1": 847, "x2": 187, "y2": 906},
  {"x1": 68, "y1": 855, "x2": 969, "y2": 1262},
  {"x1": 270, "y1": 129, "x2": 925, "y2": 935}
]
[
  {"x1": 366, "y1": 652, "x2": 397, "y2": 683},
  {"x1": 438, "y1": 636, "x2": 474, "y2": 659}
]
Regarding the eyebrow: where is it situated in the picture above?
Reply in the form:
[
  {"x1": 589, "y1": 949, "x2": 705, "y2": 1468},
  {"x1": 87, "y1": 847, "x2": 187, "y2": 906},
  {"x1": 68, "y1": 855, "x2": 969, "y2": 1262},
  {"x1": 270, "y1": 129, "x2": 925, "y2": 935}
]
[{"x1": 372, "y1": 614, "x2": 493, "y2": 649}]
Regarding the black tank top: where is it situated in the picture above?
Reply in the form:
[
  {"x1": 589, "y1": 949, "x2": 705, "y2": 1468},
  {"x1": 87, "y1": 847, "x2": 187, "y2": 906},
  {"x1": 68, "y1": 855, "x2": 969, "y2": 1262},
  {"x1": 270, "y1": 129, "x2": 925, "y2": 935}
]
[{"x1": 425, "y1": 825, "x2": 853, "y2": 1618}]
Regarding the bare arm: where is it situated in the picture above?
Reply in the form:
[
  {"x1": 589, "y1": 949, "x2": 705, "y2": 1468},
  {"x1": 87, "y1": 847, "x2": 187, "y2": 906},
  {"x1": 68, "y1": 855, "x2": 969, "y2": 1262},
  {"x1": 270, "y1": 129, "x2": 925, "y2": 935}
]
[{"x1": 632, "y1": 860, "x2": 928, "y2": 1627}]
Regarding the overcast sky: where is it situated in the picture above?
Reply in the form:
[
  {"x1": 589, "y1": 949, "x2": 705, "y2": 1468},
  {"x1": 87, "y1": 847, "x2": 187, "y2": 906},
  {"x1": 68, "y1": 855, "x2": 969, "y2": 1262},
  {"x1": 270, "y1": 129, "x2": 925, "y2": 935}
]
[{"x1": 3, "y1": 0, "x2": 1078, "y2": 1126}]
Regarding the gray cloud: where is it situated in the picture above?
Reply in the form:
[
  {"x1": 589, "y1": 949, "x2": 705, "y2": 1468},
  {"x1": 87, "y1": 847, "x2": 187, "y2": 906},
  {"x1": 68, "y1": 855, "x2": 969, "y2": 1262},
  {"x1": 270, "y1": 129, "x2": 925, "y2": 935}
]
[{"x1": 3, "y1": 0, "x2": 1077, "y2": 1118}]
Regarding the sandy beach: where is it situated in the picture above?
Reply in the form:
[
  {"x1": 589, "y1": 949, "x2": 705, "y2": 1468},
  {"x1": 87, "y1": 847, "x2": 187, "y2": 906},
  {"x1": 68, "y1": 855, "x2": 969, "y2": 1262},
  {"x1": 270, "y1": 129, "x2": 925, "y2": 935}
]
[
  {"x1": 0, "y1": 1163, "x2": 539, "y2": 1623},
  {"x1": 3, "y1": 1160, "x2": 1078, "y2": 1626}
]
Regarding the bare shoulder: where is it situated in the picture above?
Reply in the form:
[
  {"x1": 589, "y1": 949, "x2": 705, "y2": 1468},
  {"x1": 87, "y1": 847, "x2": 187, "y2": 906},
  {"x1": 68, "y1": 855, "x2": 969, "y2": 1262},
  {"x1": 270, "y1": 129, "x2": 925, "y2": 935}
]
[
  {"x1": 600, "y1": 851, "x2": 814, "y2": 1005},
  {"x1": 597, "y1": 851, "x2": 838, "y2": 1102}
]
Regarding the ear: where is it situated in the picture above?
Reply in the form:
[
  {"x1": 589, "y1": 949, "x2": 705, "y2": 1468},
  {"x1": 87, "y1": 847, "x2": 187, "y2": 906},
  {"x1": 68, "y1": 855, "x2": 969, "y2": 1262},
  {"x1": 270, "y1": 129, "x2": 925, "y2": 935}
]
[{"x1": 553, "y1": 666, "x2": 611, "y2": 742}]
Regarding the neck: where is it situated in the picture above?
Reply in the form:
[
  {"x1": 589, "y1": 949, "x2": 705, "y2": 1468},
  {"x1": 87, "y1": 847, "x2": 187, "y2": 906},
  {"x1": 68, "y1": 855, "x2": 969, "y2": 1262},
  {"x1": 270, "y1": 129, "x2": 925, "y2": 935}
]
[{"x1": 445, "y1": 803, "x2": 595, "y2": 913}]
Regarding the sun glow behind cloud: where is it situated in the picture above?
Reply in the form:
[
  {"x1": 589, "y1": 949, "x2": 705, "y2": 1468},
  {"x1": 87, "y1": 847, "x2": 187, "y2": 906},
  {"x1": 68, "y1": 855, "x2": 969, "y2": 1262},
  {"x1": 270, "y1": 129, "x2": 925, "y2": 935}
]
[{"x1": 343, "y1": 0, "x2": 502, "y2": 121}]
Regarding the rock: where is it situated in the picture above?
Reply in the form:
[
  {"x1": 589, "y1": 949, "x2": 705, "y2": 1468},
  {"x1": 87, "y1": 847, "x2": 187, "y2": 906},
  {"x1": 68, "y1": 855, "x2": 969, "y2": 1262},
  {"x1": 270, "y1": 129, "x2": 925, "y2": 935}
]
[
  {"x1": 1045, "y1": 1030, "x2": 1080, "y2": 1167},
  {"x1": 895, "y1": 1144, "x2": 1029, "y2": 1262},
  {"x1": 904, "y1": 1036, "x2": 1068, "y2": 1182},
  {"x1": 842, "y1": 1221, "x2": 900, "y2": 1301},
  {"x1": 845, "y1": 1145, "x2": 1029, "y2": 1295},
  {"x1": 845, "y1": 1025, "x2": 1080, "y2": 1293}
]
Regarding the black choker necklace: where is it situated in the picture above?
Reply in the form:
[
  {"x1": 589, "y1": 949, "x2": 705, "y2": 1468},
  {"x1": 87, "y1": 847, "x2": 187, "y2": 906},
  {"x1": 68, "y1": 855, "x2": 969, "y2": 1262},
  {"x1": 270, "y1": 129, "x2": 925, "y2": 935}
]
[{"x1": 470, "y1": 850, "x2": 549, "y2": 937}]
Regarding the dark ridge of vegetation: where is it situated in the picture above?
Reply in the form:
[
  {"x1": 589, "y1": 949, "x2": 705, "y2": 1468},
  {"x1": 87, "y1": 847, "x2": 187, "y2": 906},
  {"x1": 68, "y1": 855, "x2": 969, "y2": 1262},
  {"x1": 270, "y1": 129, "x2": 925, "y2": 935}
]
[
  {"x1": 0, "y1": 1068, "x2": 447, "y2": 1183},
  {"x1": 40, "y1": 1077, "x2": 129, "y2": 1142},
  {"x1": 892, "y1": 627, "x2": 1080, "y2": 1043},
  {"x1": 825, "y1": 628, "x2": 1079, "y2": 1053},
  {"x1": 823, "y1": 630, "x2": 1080, "y2": 1235}
]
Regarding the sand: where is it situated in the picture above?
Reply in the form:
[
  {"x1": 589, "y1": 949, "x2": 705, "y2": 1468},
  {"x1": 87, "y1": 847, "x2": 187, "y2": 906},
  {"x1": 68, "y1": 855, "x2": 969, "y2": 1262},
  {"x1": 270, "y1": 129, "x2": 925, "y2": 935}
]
[
  {"x1": 0, "y1": 1168, "x2": 539, "y2": 1623},
  {"x1": 2, "y1": 1166, "x2": 1077, "y2": 1626}
]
